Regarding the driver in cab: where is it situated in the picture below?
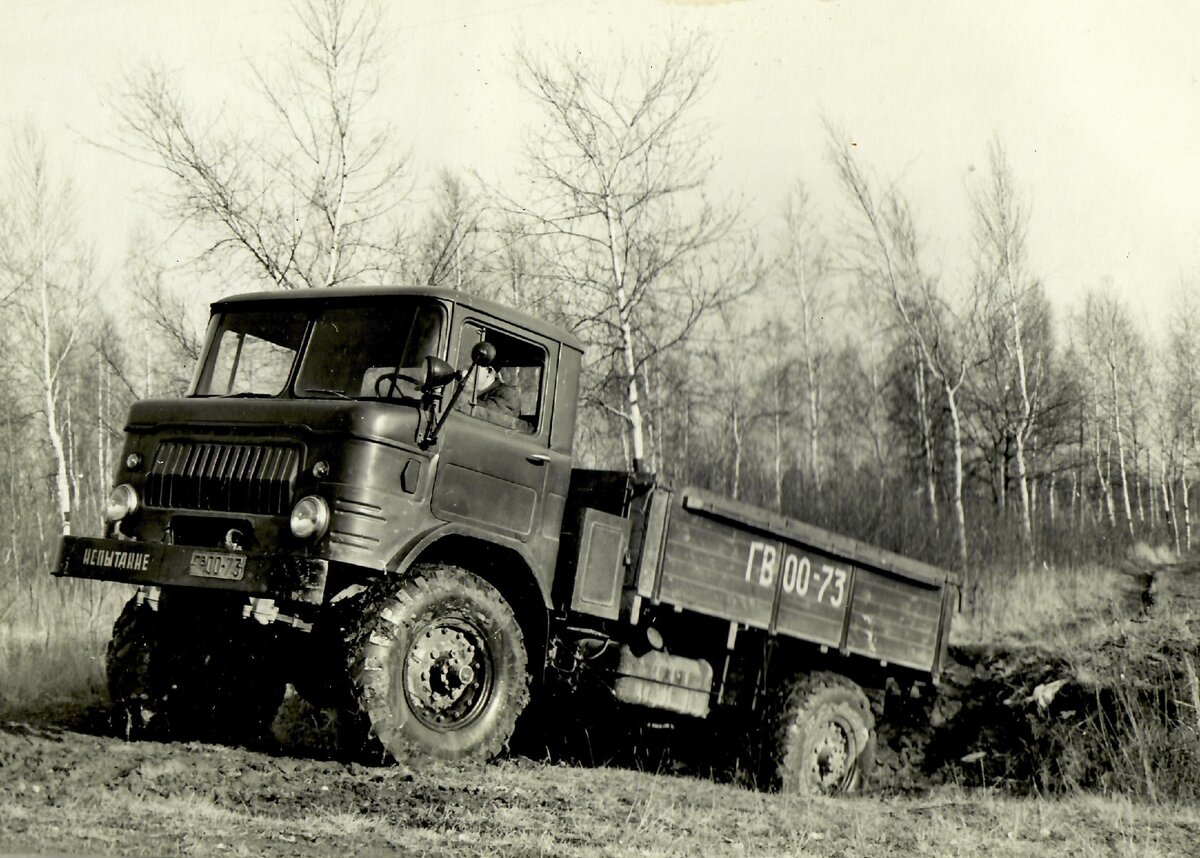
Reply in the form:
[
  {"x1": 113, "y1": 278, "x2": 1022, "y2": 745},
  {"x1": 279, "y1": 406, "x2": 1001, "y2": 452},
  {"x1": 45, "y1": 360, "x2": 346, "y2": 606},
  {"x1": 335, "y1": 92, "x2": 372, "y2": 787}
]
[{"x1": 473, "y1": 364, "x2": 521, "y2": 419}]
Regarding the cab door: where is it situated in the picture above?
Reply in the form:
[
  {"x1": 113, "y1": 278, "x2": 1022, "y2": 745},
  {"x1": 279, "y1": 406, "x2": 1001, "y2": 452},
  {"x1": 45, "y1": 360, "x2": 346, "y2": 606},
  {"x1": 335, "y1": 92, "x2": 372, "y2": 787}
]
[{"x1": 431, "y1": 315, "x2": 570, "y2": 576}]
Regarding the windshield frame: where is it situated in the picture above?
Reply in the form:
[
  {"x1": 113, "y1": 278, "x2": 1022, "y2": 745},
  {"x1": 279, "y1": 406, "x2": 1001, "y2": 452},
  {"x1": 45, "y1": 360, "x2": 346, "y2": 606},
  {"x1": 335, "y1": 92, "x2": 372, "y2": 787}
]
[{"x1": 188, "y1": 297, "x2": 449, "y2": 401}]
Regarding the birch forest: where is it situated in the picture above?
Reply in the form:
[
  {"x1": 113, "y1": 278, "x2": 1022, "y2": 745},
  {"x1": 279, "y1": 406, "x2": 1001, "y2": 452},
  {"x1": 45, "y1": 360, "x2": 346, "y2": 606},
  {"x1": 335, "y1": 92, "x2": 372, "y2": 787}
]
[{"x1": 1, "y1": 1, "x2": 1194, "y2": 608}]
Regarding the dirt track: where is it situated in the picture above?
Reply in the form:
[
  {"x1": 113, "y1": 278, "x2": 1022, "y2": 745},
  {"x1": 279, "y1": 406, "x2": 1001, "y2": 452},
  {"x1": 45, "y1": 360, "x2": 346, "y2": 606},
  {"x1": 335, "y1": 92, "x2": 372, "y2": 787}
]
[
  {"x1": 4, "y1": 710, "x2": 1200, "y2": 858},
  {"x1": 0, "y1": 720, "x2": 511, "y2": 856},
  {"x1": 0, "y1": 709, "x2": 618, "y2": 857}
]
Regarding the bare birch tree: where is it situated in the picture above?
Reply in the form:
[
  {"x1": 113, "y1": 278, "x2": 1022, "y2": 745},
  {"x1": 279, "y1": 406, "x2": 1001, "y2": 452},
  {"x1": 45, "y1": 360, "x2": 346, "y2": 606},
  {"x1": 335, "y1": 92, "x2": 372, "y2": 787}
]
[
  {"x1": 418, "y1": 171, "x2": 483, "y2": 292},
  {"x1": 1151, "y1": 356, "x2": 1182, "y2": 553},
  {"x1": 1166, "y1": 279, "x2": 1200, "y2": 550},
  {"x1": 833, "y1": 276, "x2": 895, "y2": 496},
  {"x1": 509, "y1": 34, "x2": 753, "y2": 472},
  {"x1": 909, "y1": 341, "x2": 941, "y2": 528},
  {"x1": 1088, "y1": 358, "x2": 1118, "y2": 529},
  {"x1": 116, "y1": 0, "x2": 407, "y2": 290},
  {"x1": 970, "y1": 139, "x2": 1041, "y2": 554},
  {"x1": 94, "y1": 233, "x2": 208, "y2": 403},
  {"x1": 1085, "y1": 290, "x2": 1140, "y2": 539},
  {"x1": 779, "y1": 182, "x2": 833, "y2": 498},
  {"x1": 762, "y1": 317, "x2": 794, "y2": 510},
  {"x1": 705, "y1": 309, "x2": 780, "y2": 501},
  {"x1": 0, "y1": 128, "x2": 92, "y2": 536},
  {"x1": 830, "y1": 131, "x2": 978, "y2": 574}
]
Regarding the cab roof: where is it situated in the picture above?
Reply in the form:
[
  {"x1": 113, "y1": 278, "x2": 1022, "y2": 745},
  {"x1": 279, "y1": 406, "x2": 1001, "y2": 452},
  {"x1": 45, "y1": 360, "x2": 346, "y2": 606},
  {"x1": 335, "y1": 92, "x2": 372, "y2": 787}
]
[{"x1": 212, "y1": 286, "x2": 584, "y2": 353}]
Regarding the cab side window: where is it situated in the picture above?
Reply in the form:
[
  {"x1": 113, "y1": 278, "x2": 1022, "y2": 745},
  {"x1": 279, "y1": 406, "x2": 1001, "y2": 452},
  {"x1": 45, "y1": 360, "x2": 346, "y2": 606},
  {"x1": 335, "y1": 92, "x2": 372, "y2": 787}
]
[{"x1": 455, "y1": 324, "x2": 546, "y2": 434}]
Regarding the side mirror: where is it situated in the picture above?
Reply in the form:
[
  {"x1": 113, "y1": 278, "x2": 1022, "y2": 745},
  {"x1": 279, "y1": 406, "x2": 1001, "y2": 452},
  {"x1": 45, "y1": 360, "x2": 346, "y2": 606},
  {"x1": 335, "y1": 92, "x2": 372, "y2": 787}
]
[
  {"x1": 422, "y1": 356, "x2": 458, "y2": 392},
  {"x1": 419, "y1": 341, "x2": 497, "y2": 449},
  {"x1": 470, "y1": 341, "x2": 496, "y2": 368}
]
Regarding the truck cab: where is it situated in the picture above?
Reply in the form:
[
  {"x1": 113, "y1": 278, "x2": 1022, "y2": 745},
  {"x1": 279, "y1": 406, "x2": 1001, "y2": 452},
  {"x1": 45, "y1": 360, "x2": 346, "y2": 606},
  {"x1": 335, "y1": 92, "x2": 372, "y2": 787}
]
[{"x1": 59, "y1": 287, "x2": 581, "y2": 611}]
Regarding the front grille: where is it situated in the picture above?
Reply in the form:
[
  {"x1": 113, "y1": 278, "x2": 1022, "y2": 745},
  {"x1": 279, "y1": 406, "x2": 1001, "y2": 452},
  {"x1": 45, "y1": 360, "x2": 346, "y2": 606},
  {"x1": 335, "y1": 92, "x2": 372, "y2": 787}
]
[{"x1": 144, "y1": 441, "x2": 300, "y2": 515}]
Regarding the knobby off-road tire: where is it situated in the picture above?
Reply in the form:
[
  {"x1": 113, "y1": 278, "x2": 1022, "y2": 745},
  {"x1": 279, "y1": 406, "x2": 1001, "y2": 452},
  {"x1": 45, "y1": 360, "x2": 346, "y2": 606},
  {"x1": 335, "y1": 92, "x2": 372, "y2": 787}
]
[
  {"x1": 761, "y1": 671, "x2": 876, "y2": 795},
  {"x1": 346, "y1": 564, "x2": 530, "y2": 764},
  {"x1": 106, "y1": 596, "x2": 165, "y2": 739},
  {"x1": 106, "y1": 595, "x2": 285, "y2": 745}
]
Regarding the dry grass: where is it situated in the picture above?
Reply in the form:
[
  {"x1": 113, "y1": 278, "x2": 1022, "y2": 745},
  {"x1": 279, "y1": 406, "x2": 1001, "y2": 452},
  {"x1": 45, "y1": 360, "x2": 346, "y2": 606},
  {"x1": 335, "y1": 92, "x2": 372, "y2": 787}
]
[
  {"x1": 953, "y1": 560, "x2": 1130, "y2": 645},
  {"x1": 938, "y1": 545, "x2": 1200, "y2": 801},
  {"x1": 0, "y1": 572, "x2": 129, "y2": 715}
]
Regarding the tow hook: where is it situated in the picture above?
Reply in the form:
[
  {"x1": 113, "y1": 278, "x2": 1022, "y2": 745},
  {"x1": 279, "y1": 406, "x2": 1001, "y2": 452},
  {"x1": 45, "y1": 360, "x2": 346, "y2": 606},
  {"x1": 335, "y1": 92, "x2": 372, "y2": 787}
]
[
  {"x1": 242, "y1": 597, "x2": 313, "y2": 632},
  {"x1": 134, "y1": 586, "x2": 162, "y2": 611}
]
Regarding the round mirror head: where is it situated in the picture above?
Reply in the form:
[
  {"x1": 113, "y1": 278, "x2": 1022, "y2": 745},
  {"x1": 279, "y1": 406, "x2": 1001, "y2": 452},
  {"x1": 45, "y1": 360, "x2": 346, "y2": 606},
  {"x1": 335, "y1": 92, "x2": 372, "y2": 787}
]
[{"x1": 471, "y1": 341, "x2": 497, "y2": 367}]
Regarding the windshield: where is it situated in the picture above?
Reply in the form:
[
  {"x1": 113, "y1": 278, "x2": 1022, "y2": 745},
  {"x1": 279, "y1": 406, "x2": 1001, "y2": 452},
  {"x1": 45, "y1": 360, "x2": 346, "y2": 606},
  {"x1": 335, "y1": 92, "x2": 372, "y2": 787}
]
[
  {"x1": 194, "y1": 309, "x2": 306, "y2": 397},
  {"x1": 192, "y1": 300, "x2": 446, "y2": 399}
]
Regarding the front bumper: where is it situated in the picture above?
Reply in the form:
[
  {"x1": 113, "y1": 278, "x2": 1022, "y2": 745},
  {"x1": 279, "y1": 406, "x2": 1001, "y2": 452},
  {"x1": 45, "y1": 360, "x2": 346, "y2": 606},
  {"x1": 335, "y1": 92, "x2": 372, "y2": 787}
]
[{"x1": 53, "y1": 536, "x2": 328, "y2": 605}]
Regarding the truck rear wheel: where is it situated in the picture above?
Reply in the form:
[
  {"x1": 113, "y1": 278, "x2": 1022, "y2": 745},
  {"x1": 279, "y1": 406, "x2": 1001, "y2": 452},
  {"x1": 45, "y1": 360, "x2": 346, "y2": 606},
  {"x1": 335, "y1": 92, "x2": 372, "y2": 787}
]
[
  {"x1": 347, "y1": 564, "x2": 530, "y2": 763},
  {"x1": 763, "y1": 671, "x2": 875, "y2": 795}
]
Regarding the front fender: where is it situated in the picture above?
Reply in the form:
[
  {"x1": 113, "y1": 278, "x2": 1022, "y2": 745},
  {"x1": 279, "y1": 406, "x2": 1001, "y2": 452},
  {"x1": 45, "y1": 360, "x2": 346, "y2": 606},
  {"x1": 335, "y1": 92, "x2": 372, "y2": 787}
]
[{"x1": 386, "y1": 522, "x2": 552, "y2": 610}]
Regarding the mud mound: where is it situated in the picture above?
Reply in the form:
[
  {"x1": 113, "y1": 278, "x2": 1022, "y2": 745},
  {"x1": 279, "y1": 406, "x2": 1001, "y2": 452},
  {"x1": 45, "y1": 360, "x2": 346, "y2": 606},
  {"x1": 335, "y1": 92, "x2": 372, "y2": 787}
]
[{"x1": 905, "y1": 560, "x2": 1200, "y2": 798}]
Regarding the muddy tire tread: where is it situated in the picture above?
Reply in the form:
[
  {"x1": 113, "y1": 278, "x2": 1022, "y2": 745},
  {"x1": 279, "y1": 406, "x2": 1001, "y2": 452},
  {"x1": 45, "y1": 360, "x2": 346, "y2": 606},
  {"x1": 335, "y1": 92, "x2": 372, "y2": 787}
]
[
  {"x1": 344, "y1": 563, "x2": 530, "y2": 764},
  {"x1": 105, "y1": 595, "x2": 284, "y2": 744},
  {"x1": 763, "y1": 670, "x2": 876, "y2": 795},
  {"x1": 105, "y1": 597, "x2": 162, "y2": 739}
]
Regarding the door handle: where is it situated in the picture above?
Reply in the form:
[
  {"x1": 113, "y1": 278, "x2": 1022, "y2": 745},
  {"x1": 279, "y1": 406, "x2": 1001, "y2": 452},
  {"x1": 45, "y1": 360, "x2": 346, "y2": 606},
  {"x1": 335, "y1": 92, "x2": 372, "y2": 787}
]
[{"x1": 526, "y1": 453, "x2": 551, "y2": 465}]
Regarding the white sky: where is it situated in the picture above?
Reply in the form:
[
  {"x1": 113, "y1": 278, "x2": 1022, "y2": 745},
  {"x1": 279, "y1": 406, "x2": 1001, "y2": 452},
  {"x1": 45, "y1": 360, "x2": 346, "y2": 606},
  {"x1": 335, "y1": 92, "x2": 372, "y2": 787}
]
[{"x1": 4, "y1": 0, "x2": 1199, "y2": 331}]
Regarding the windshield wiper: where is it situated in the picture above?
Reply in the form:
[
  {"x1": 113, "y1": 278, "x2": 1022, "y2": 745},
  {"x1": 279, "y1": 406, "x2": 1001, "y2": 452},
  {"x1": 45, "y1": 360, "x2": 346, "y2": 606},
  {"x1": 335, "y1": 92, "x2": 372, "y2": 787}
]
[
  {"x1": 301, "y1": 388, "x2": 352, "y2": 400},
  {"x1": 221, "y1": 392, "x2": 273, "y2": 399}
]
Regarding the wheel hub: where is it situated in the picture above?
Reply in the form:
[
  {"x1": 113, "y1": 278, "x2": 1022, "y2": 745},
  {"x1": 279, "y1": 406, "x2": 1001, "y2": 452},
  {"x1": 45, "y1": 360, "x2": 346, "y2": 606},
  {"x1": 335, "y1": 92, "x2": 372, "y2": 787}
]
[
  {"x1": 808, "y1": 719, "x2": 852, "y2": 789},
  {"x1": 404, "y1": 622, "x2": 490, "y2": 729}
]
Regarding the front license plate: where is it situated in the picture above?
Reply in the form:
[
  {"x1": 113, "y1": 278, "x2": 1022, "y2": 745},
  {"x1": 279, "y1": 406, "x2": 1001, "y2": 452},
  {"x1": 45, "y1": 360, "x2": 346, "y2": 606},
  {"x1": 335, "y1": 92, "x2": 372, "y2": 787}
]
[{"x1": 187, "y1": 551, "x2": 246, "y2": 581}]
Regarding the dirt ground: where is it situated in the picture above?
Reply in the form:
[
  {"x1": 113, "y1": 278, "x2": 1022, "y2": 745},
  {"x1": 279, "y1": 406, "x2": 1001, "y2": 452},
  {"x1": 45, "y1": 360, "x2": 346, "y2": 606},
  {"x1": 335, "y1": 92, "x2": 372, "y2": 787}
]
[{"x1": 2, "y1": 704, "x2": 1199, "y2": 858}]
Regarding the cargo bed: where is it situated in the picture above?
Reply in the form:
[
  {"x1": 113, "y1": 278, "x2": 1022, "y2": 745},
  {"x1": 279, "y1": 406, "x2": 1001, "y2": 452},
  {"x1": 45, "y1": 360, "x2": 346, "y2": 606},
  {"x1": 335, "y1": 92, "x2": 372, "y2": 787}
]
[{"x1": 630, "y1": 486, "x2": 956, "y2": 677}]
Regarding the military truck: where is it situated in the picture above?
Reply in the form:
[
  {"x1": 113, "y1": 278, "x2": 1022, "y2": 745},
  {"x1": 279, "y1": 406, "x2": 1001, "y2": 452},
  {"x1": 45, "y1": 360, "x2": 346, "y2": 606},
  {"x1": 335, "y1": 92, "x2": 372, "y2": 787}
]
[{"x1": 54, "y1": 286, "x2": 955, "y2": 795}]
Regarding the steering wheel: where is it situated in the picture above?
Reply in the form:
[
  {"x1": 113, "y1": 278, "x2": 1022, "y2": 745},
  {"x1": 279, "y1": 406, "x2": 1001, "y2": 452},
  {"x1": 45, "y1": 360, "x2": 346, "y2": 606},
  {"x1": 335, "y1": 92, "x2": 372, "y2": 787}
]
[{"x1": 374, "y1": 371, "x2": 422, "y2": 399}]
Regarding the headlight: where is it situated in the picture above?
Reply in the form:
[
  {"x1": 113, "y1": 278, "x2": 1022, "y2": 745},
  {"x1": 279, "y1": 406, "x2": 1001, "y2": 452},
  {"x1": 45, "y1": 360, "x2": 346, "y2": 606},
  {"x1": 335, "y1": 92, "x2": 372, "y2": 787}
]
[
  {"x1": 289, "y1": 495, "x2": 330, "y2": 540},
  {"x1": 104, "y1": 484, "x2": 139, "y2": 522}
]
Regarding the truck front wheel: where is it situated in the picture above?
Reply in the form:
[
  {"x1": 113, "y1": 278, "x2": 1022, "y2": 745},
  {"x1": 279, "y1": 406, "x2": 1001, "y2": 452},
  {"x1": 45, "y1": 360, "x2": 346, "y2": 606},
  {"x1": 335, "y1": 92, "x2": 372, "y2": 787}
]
[
  {"x1": 106, "y1": 595, "x2": 284, "y2": 745},
  {"x1": 347, "y1": 564, "x2": 530, "y2": 763},
  {"x1": 764, "y1": 671, "x2": 876, "y2": 795},
  {"x1": 106, "y1": 596, "x2": 164, "y2": 739}
]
